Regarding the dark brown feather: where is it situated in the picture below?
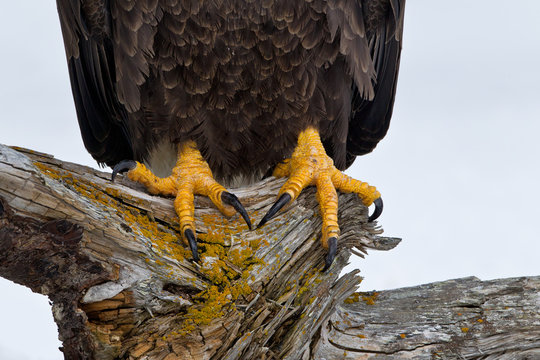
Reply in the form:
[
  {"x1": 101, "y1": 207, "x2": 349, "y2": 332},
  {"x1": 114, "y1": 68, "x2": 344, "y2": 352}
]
[{"x1": 56, "y1": 0, "x2": 405, "y2": 181}]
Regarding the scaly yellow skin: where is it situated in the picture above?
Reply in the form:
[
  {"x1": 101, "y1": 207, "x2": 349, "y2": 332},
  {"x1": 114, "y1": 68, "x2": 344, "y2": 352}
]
[
  {"x1": 127, "y1": 141, "x2": 235, "y2": 245},
  {"x1": 273, "y1": 127, "x2": 381, "y2": 249}
]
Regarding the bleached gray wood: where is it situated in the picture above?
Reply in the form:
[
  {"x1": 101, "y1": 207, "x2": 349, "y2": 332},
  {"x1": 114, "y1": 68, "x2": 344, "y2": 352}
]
[
  {"x1": 0, "y1": 144, "x2": 396, "y2": 359},
  {"x1": 314, "y1": 276, "x2": 540, "y2": 359},
  {"x1": 2, "y1": 144, "x2": 538, "y2": 360}
]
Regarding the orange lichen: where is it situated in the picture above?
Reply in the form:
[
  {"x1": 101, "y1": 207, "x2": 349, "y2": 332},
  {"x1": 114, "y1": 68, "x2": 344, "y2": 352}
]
[
  {"x1": 344, "y1": 292, "x2": 360, "y2": 304},
  {"x1": 35, "y1": 161, "x2": 266, "y2": 337},
  {"x1": 344, "y1": 291, "x2": 379, "y2": 305},
  {"x1": 361, "y1": 292, "x2": 379, "y2": 305},
  {"x1": 179, "y1": 286, "x2": 231, "y2": 335},
  {"x1": 34, "y1": 161, "x2": 189, "y2": 262},
  {"x1": 400, "y1": 333, "x2": 406, "y2": 339},
  {"x1": 175, "y1": 212, "x2": 265, "y2": 335},
  {"x1": 477, "y1": 319, "x2": 484, "y2": 323},
  {"x1": 295, "y1": 267, "x2": 322, "y2": 303},
  {"x1": 461, "y1": 327, "x2": 469, "y2": 333}
]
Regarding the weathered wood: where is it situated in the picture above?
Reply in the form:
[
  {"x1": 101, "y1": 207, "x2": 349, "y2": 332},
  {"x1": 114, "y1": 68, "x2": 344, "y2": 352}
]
[
  {"x1": 0, "y1": 144, "x2": 396, "y2": 359},
  {"x1": 2, "y1": 144, "x2": 539, "y2": 360},
  {"x1": 314, "y1": 276, "x2": 540, "y2": 359}
]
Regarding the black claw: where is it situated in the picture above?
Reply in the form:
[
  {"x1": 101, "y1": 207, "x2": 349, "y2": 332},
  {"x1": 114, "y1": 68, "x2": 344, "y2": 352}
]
[
  {"x1": 184, "y1": 228, "x2": 200, "y2": 263},
  {"x1": 111, "y1": 160, "x2": 137, "y2": 182},
  {"x1": 368, "y1": 197, "x2": 383, "y2": 222},
  {"x1": 323, "y1": 237, "x2": 338, "y2": 272},
  {"x1": 222, "y1": 191, "x2": 252, "y2": 230},
  {"x1": 257, "y1": 193, "x2": 292, "y2": 228}
]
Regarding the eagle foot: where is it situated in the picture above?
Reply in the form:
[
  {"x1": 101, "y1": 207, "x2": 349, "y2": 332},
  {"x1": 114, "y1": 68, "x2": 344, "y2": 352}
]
[
  {"x1": 111, "y1": 141, "x2": 251, "y2": 261},
  {"x1": 260, "y1": 127, "x2": 382, "y2": 270}
]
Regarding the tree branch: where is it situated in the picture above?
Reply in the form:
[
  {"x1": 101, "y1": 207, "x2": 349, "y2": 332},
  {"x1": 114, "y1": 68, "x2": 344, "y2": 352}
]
[
  {"x1": 1, "y1": 144, "x2": 538, "y2": 359},
  {"x1": 315, "y1": 276, "x2": 540, "y2": 359},
  {"x1": 0, "y1": 144, "x2": 395, "y2": 359}
]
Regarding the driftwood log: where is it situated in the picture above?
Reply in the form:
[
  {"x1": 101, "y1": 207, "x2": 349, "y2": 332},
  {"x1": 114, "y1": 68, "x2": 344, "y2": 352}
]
[{"x1": 0, "y1": 144, "x2": 539, "y2": 359}]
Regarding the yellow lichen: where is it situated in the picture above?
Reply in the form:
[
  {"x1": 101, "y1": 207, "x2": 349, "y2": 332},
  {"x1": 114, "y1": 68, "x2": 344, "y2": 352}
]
[
  {"x1": 344, "y1": 291, "x2": 379, "y2": 305},
  {"x1": 344, "y1": 292, "x2": 360, "y2": 304},
  {"x1": 35, "y1": 161, "x2": 189, "y2": 263},
  {"x1": 175, "y1": 212, "x2": 266, "y2": 335},
  {"x1": 361, "y1": 292, "x2": 379, "y2": 305},
  {"x1": 295, "y1": 268, "x2": 321, "y2": 302},
  {"x1": 35, "y1": 161, "x2": 268, "y2": 337},
  {"x1": 461, "y1": 327, "x2": 469, "y2": 333},
  {"x1": 180, "y1": 286, "x2": 231, "y2": 335}
]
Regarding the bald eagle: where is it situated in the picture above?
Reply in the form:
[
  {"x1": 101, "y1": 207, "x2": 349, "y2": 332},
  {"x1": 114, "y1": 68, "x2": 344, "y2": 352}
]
[{"x1": 57, "y1": 0, "x2": 405, "y2": 269}]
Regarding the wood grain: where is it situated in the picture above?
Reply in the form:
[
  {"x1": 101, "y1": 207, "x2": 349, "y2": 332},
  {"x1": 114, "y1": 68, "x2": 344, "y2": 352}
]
[
  {"x1": 0, "y1": 144, "x2": 395, "y2": 359},
  {"x1": 2, "y1": 144, "x2": 538, "y2": 359}
]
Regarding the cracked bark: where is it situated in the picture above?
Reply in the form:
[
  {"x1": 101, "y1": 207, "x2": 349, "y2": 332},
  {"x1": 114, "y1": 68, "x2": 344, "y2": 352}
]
[
  {"x1": 1, "y1": 144, "x2": 539, "y2": 359},
  {"x1": 314, "y1": 276, "x2": 540, "y2": 359}
]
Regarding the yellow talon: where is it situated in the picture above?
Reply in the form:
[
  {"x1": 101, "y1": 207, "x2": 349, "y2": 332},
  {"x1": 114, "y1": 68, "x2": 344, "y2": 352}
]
[
  {"x1": 331, "y1": 170, "x2": 380, "y2": 207},
  {"x1": 268, "y1": 127, "x2": 381, "y2": 269},
  {"x1": 127, "y1": 162, "x2": 178, "y2": 196},
  {"x1": 119, "y1": 140, "x2": 251, "y2": 261}
]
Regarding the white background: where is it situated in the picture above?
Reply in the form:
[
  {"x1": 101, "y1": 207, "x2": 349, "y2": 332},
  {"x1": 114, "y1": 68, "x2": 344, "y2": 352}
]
[{"x1": 1, "y1": 1, "x2": 539, "y2": 359}]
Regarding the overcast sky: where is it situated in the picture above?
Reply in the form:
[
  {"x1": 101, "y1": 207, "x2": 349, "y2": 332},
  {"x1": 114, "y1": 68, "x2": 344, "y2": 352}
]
[{"x1": 1, "y1": 1, "x2": 539, "y2": 359}]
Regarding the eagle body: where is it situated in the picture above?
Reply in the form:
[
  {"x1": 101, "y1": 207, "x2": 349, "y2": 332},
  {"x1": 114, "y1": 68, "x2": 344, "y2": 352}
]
[{"x1": 57, "y1": 0, "x2": 405, "y2": 185}]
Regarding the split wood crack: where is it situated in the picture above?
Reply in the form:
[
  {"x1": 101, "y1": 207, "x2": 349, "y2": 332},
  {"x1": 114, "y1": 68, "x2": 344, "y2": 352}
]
[{"x1": 0, "y1": 144, "x2": 539, "y2": 359}]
